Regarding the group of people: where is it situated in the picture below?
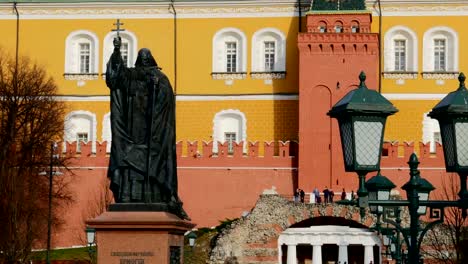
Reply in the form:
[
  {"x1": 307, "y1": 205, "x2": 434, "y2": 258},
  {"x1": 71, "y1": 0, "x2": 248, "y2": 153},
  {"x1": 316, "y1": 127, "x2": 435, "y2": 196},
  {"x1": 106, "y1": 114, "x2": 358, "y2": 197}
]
[
  {"x1": 293, "y1": 187, "x2": 357, "y2": 204},
  {"x1": 294, "y1": 188, "x2": 306, "y2": 203},
  {"x1": 313, "y1": 187, "x2": 335, "y2": 203}
]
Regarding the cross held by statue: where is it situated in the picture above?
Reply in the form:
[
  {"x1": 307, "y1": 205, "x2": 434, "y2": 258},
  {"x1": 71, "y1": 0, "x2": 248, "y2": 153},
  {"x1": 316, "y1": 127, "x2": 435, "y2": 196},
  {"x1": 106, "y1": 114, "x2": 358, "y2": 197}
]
[{"x1": 112, "y1": 19, "x2": 126, "y2": 37}]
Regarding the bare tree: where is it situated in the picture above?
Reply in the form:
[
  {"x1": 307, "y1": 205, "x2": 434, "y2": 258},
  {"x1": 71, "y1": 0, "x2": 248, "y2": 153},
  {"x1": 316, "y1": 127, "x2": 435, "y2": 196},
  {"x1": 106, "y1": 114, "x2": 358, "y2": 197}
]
[
  {"x1": 421, "y1": 173, "x2": 467, "y2": 264},
  {"x1": 0, "y1": 48, "x2": 72, "y2": 263}
]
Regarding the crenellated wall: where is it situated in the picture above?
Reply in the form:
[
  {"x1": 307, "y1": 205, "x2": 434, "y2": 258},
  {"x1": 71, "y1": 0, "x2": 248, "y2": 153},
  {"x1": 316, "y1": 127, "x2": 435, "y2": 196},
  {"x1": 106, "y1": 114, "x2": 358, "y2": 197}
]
[{"x1": 55, "y1": 140, "x2": 452, "y2": 248}]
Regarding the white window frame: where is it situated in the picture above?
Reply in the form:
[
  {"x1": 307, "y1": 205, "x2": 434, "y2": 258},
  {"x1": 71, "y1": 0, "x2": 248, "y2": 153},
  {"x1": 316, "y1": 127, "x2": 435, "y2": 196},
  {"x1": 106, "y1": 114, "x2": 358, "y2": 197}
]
[
  {"x1": 102, "y1": 30, "x2": 138, "y2": 72},
  {"x1": 251, "y1": 28, "x2": 286, "y2": 72},
  {"x1": 384, "y1": 26, "x2": 418, "y2": 72},
  {"x1": 423, "y1": 26, "x2": 458, "y2": 72},
  {"x1": 212, "y1": 109, "x2": 247, "y2": 154},
  {"x1": 225, "y1": 41, "x2": 238, "y2": 72},
  {"x1": 212, "y1": 28, "x2": 247, "y2": 73},
  {"x1": 393, "y1": 39, "x2": 406, "y2": 71},
  {"x1": 433, "y1": 39, "x2": 446, "y2": 71},
  {"x1": 63, "y1": 110, "x2": 97, "y2": 153},
  {"x1": 102, "y1": 112, "x2": 111, "y2": 153},
  {"x1": 79, "y1": 43, "x2": 91, "y2": 73},
  {"x1": 65, "y1": 30, "x2": 99, "y2": 75},
  {"x1": 422, "y1": 113, "x2": 441, "y2": 153},
  {"x1": 76, "y1": 132, "x2": 89, "y2": 152}
]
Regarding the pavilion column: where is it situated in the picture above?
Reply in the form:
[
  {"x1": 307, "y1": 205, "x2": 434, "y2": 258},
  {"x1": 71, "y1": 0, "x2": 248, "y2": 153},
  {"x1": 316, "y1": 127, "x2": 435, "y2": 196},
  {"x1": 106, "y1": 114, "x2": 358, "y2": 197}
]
[
  {"x1": 363, "y1": 244, "x2": 374, "y2": 264},
  {"x1": 286, "y1": 243, "x2": 297, "y2": 264},
  {"x1": 278, "y1": 244, "x2": 283, "y2": 264},
  {"x1": 311, "y1": 243, "x2": 323, "y2": 264},
  {"x1": 337, "y1": 242, "x2": 349, "y2": 264}
]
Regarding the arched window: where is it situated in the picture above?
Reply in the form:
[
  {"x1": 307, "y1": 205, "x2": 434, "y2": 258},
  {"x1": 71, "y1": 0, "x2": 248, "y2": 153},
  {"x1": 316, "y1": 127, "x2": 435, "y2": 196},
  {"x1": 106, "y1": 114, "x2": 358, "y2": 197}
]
[
  {"x1": 64, "y1": 30, "x2": 99, "y2": 80},
  {"x1": 384, "y1": 26, "x2": 418, "y2": 72},
  {"x1": 251, "y1": 28, "x2": 286, "y2": 73},
  {"x1": 423, "y1": 27, "x2": 459, "y2": 74},
  {"x1": 64, "y1": 110, "x2": 97, "y2": 153},
  {"x1": 318, "y1": 21, "x2": 327, "y2": 33},
  {"x1": 350, "y1": 20, "x2": 360, "y2": 33},
  {"x1": 422, "y1": 113, "x2": 441, "y2": 153},
  {"x1": 334, "y1": 21, "x2": 343, "y2": 33},
  {"x1": 212, "y1": 109, "x2": 247, "y2": 154},
  {"x1": 102, "y1": 31, "x2": 138, "y2": 72},
  {"x1": 102, "y1": 112, "x2": 111, "y2": 153},
  {"x1": 212, "y1": 28, "x2": 247, "y2": 83}
]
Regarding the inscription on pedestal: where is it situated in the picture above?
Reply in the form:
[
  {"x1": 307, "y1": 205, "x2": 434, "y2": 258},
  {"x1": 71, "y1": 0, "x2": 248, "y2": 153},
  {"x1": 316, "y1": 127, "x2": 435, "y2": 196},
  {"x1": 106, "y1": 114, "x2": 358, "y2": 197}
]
[
  {"x1": 111, "y1": 251, "x2": 154, "y2": 264},
  {"x1": 120, "y1": 259, "x2": 144, "y2": 264}
]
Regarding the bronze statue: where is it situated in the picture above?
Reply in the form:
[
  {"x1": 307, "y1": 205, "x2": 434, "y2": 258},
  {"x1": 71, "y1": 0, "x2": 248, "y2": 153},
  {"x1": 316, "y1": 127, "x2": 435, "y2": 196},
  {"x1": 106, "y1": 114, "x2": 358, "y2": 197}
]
[{"x1": 105, "y1": 21, "x2": 188, "y2": 220}]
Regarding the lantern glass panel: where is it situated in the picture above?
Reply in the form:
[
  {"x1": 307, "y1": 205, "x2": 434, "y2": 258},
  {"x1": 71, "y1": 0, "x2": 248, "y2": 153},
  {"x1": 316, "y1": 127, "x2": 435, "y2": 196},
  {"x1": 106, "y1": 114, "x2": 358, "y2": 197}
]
[
  {"x1": 340, "y1": 121, "x2": 354, "y2": 168},
  {"x1": 417, "y1": 192, "x2": 429, "y2": 215},
  {"x1": 354, "y1": 121, "x2": 383, "y2": 166},
  {"x1": 455, "y1": 122, "x2": 468, "y2": 166},
  {"x1": 377, "y1": 189, "x2": 390, "y2": 213},
  {"x1": 440, "y1": 121, "x2": 456, "y2": 169},
  {"x1": 86, "y1": 229, "x2": 95, "y2": 245}
]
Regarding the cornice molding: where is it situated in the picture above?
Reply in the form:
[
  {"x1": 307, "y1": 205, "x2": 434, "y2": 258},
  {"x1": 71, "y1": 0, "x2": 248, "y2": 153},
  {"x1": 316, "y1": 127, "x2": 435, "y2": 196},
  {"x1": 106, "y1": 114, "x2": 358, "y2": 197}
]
[{"x1": 0, "y1": 1, "x2": 308, "y2": 18}]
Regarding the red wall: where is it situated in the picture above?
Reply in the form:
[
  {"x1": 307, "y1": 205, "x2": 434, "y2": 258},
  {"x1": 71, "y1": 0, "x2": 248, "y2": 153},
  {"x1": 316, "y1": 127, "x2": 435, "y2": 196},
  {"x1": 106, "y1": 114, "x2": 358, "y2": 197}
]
[{"x1": 298, "y1": 13, "x2": 380, "y2": 192}]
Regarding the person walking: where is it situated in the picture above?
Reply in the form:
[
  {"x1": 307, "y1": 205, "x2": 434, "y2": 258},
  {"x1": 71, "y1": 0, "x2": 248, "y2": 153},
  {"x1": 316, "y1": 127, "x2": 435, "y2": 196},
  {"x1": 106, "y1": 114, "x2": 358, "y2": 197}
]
[
  {"x1": 341, "y1": 188, "x2": 346, "y2": 200},
  {"x1": 323, "y1": 186, "x2": 329, "y2": 203},
  {"x1": 313, "y1": 187, "x2": 320, "y2": 203},
  {"x1": 300, "y1": 189, "x2": 305, "y2": 203}
]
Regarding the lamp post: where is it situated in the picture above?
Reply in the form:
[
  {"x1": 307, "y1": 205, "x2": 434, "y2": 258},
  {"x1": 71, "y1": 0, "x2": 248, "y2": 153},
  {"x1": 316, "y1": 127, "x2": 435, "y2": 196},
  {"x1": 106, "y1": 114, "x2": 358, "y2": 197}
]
[
  {"x1": 330, "y1": 72, "x2": 468, "y2": 263},
  {"x1": 85, "y1": 227, "x2": 96, "y2": 263},
  {"x1": 46, "y1": 142, "x2": 58, "y2": 264}
]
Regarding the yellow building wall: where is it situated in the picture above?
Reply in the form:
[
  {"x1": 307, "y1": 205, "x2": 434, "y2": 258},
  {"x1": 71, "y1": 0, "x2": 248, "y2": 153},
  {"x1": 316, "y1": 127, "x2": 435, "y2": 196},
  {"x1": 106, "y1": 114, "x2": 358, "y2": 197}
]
[{"x1": 176, "y1": 100, "x2": 298, "y2": 143}]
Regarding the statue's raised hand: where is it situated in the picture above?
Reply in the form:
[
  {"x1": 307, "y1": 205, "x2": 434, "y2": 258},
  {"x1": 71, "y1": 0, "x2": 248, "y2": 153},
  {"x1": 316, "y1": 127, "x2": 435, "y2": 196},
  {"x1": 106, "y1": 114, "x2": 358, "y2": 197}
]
[{"x1": 113, "y1": 36, "x2": 122, "y2": 50}]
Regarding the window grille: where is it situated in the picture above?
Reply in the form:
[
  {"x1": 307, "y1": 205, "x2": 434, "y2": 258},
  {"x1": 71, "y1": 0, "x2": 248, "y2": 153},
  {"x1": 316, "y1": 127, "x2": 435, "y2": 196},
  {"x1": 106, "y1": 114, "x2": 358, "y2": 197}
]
[
  {"x1": 394, "y1": 40, "x2": 406, "y2": 71},
  {"x1": 226, "y1": 42, "x2": 237, "y2": 72},
  {"x1": 225, "y1": 132, "x2": 236, "y2": 154},
  {"x1": 79, "y1": 43, "x2": 90, "y2": 73},
  {"x1": 264, "y1": 41, "x2": 275, "y2": 71},
  {"x1": 434, "y1": 39, "x2": 446, "y2": 71}
]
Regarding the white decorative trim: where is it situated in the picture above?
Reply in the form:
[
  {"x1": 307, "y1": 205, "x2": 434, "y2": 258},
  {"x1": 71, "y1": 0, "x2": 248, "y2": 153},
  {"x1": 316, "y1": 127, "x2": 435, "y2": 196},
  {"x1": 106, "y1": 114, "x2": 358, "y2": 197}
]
[
  {"x1": 212, "y1": 27, "x2": 247, "y2": 73},
  {"x1": 422, "y1": 26, "x2": 459, "y2": 72},
  {"x1": 63, "y1": 73, "x2": 99, "y2": 80},
  {"x1": 212, "y1": 109, "x2": 247, "y2": 154},
  {"x1": 383, "y1": 26, "x2": 418, "y2": 72},
  {"x1": 0, "y1": 2, "x2": 303, "y2": 19},
  {"x1": 421, "y1": 72, "x2": 459, "y2": 80},
  {"x1": 382, "y1": 72, "x2": 418, "y2": 79},
  {"x1": 211, "y1": 72, "x2": 247, "y2": 80},
  {"x1": 250, "y1": 72, "x2": 286, "y2": 79},
  {"x1": 382, "y1": 93, "x2": 446, "y2": 100},
  {"x1": 64, "y1": 30, "x2": 99, "y2": 75},
  {"x1": 102, "y1": 30, "x2": 138, "y2": 72},
  {"x1": 279, "y1": 225, "x2": 381, "y2": 247},
  {"x1": 63, "y1": 110, "x2": 97, "y2": 153},
  {"x1": 53, "y1": 94, "x2": 299, "y2": 102},
  {"x1": 102, "y1": 112, "x2": 111, "y2": 153},
  {"x1": 251, "y1": 27, "x2": 286, "y2": 72},
  {"x1": 422, "y1": 112, "x2": 440, "y2": 153}
]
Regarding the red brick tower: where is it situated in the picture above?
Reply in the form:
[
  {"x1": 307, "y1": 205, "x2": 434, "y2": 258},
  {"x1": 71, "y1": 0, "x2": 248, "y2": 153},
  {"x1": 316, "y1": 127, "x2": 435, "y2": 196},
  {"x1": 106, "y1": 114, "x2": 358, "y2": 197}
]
[{"x1": 298, "y1": 11, "x2": 379, "y2": 192}]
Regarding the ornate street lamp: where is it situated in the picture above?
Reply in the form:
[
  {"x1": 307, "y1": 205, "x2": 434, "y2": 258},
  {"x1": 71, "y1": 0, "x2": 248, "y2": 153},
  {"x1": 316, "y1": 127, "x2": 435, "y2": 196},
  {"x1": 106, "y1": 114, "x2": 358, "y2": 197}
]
[
  {"x1": 85, "y1": 227, "x2": 96, "y2": 263},
  {"x1": 187, "y1": 231, "x2": 197, "y2": 248},
  {"x1": 428, "y1": 73, "x2": 468, "y2": 207},
  {"x1": 365, "y1": 171, "x2": 396, "y2": 214},
  {"x1": 330, "y1": 72, "x2": 468, "y2": 264},
  {"x1": 328, "y1": 71, "x2": 398, "y2": 209}
]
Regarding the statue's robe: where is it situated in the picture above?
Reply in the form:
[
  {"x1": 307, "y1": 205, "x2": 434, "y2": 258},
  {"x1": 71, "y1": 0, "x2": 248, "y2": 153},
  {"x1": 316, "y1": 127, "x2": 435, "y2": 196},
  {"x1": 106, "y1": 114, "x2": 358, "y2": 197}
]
[{"x1": 105, "y1": 49, "x2": 180, "y2": 211}]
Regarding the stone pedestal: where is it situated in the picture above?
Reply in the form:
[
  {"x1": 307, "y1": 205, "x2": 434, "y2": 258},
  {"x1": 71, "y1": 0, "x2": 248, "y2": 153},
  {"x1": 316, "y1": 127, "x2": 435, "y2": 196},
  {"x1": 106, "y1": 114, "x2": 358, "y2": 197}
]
[{"x1": 87, "y1": 211, "x2": 195, "y2": 264}]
